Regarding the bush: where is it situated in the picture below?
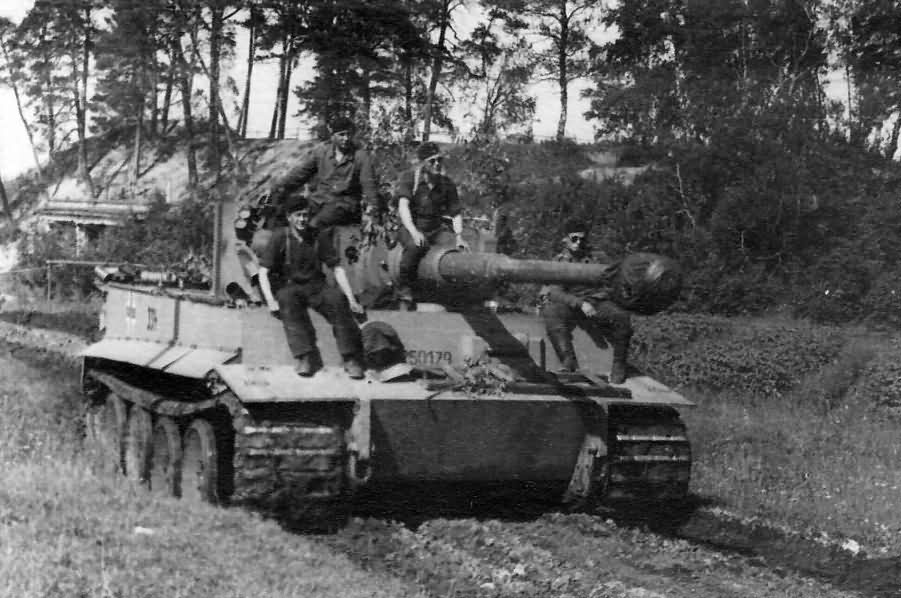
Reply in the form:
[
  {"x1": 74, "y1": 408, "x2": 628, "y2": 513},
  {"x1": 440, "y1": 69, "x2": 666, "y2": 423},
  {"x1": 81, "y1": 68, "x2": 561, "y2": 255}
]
[
  {"x1": 632, "y1": 314, "x2": 846, "y2": 396},
  {"x1": 861, "y1": 270, "x2": 901, "y2": 330},
  {"x1": 848, "y1": 335, "x2": 901, "y2": 420}
]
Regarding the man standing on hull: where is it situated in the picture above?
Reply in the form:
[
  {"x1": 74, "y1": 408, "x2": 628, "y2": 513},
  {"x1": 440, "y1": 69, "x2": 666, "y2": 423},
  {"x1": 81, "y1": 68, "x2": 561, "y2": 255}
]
[
  {"x1": 539, "y1": 221, "x2": 633, "y2": 385},
  {"x1": 269, "y1": 115, "x2": 378, "y2": 234},
  {"x1": 394, "y1": 142, "x2": 468, "y2": 309},
  {"x1": 258, "y1": 195, "x2": 366, "y2": 379}
]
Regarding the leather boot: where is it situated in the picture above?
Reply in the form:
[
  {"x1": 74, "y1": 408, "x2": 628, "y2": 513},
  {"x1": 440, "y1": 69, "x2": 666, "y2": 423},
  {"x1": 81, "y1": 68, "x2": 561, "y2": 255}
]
[
  {"x1": 546, "y1": 327, "x2": 578, "y2": 372},
  {"x1": 343, "y1": 355, "x2": 365, "y2": 379},
  {"x1": 396, "y1": 286, "x2": 414, "y2": 312},
  {"x1": 294, "y1": 353, "x2": 316, "y2": 377},
  {"x1": 609, "y1": 338, "x2": 629, "y2": 384}
]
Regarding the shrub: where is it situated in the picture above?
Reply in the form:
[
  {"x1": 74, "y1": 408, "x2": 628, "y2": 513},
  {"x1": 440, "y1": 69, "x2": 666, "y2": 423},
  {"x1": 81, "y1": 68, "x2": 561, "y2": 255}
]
[
  {"x1": 633, "y1": 315, "x2": 846, "y2": 396},
  {"x1": 847, "y1": 335, "x2": 901, "y2": 420},
  {"x1": 860, "y1": 270, "x2": 901, "y2": 330}
]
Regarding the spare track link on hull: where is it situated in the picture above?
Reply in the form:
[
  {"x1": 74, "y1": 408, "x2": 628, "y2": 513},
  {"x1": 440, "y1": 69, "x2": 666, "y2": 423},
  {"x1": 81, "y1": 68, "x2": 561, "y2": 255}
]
[
  {"x1": 231, "y1": 420, "x2": 348, "y2": 531},
  {"x1": 606, "y1": 405, "x2": 691, "y2": 502}
]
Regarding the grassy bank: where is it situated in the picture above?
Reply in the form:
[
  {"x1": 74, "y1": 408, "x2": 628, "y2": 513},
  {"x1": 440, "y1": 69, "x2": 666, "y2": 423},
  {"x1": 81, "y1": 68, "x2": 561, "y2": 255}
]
[
  {"x1": 635, "y1": 317, "x2": 901, "y2": 552},
  {"x1": 0, "y1": 351, "x2": 421, "y2": 598}
]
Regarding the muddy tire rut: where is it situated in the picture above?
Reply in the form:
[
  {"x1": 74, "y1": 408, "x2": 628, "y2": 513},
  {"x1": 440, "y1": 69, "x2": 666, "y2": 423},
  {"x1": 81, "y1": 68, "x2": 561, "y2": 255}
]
[{"x1": 324, "y1": 511, "x2": 864, "y2": 598}]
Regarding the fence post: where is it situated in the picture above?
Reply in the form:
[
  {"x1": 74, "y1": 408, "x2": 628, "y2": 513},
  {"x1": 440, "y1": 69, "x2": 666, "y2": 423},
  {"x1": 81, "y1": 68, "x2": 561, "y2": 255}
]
[{"x1": 45, "y1": 262, "x2": 52, "y2": 302}]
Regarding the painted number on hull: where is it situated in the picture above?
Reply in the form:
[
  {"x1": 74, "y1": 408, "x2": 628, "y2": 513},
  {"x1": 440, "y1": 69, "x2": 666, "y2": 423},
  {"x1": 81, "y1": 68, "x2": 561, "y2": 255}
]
[{"x1": 406, "y1": 350, "x2": 453, "y2": 366}]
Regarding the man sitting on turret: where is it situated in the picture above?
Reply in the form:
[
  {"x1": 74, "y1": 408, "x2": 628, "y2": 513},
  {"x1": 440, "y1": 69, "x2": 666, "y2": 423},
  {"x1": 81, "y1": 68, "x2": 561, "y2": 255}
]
[
  {"x1": 539, "y1": 220, "x2": 633, "y2": 384},
  {"x1": 394, "y1": 142, "x2": 468, "y2": 309},
  {"x1": 257, "y1": 195, "x2": 366, "y2": 379}
]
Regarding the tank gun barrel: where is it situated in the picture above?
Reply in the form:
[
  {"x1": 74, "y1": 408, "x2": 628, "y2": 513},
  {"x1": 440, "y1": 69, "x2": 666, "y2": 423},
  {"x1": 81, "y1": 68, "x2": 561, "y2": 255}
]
[{"x1": 421, "y1": 248, "x2": 612, "y2": 286}]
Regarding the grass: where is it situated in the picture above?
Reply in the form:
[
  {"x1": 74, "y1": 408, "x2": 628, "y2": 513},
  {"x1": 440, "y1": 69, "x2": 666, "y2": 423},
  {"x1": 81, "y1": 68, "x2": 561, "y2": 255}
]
[
  {"x1": 0, "y1": 350, "x2": 423, "y2": 598},
  {"x1": 683, "y1": 332, "x2": 901, "y2": 552}
]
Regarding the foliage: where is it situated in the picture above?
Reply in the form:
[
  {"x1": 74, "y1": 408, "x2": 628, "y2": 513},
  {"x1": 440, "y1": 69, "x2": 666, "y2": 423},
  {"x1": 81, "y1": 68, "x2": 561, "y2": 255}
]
[
  {"x1": 631, "y1": 313, "x2": 846, "y2": 397},
  {"x1": 455, "y1": 15, "x2": 536, "y2": 137},
  {"x1": 493, "y1": 0, "x2": 600, "y2": 140},
  {"x1": 14, "y1": 193, "x2": 213, "y2": 299},
  {"x1": 296, "y1": 0, "x2": 425, "y2": 130},
  {"x1": 847, "y1": 335, "x2": 901, "y2": 421}
]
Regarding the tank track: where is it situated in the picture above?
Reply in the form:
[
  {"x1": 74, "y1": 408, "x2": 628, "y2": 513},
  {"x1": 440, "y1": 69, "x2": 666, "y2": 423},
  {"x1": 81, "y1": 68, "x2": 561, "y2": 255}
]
[
  {"x1": 605, "y1": 405, "x2": 692, "y2": 502},
  {"x1": 85, "y1": 370, "x2": 350, "y2": 531},
  {"x1": 231, "y1": 419, "x2": 349, "y2": 531}
]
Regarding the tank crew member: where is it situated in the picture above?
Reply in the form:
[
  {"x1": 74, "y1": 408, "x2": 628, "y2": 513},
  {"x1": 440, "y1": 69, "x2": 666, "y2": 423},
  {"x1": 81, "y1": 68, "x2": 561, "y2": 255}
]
[
  {"x1": 395, "y1": 142, "x2": 468, "y2": 309},
  {"x1": 269, "y1": 115, "x2": 378, "y2": 234},
  {"x1": 539, "y1": 220, "x2": 632, "y2": 384},
  {"x1": 257, "y1": 195, "x2": 366, "y2": 379}
]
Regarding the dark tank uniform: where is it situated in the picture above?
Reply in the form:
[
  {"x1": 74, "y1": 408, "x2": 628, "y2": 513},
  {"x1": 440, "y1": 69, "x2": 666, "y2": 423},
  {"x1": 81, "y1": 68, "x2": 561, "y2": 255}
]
[{"x1": 539, "y1": 246, "x2": 633, "y2": 384}]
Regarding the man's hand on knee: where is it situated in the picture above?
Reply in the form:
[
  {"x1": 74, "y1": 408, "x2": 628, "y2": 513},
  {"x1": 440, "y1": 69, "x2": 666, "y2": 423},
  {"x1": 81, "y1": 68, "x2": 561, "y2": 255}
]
[{"x1": 580, "y1": 301, "x2": 597, "y2": 318}]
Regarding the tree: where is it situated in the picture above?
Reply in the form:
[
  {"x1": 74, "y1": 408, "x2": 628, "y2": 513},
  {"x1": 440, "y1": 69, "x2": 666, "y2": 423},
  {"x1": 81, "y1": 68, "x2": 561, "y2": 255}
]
[
  {"x1": 17, "y1": 0, "x2": 100, "y2": 195},
  {"x1": 589, "y1": 0, "x2": 829, "y2": 146},
  {"x1": 457, "y1": 16, "x2": 535, "y2": 137},
  {"x1": 418, "y1": 0, "x2": 467, "y2": 141},
  {"x1": 829, "y1": 0, "x2": 901, "y2": 156},
  {"x1": 236, "y1": 2, "x2": 265, "y2": 138},
  {"x1": 0, "y1": 17, "x2": 47, "y2": 182},
  {"x1": 497, "y1": 0, "x2": 599, "y2": 141},
  {"x1": 94, "y1": 0, "x2": 168, "y2": 189},
  {"x1": 162, "y1": 0, "x2": 201, "y2": 188},
  {"x1": 297, "y1": 0, "x2": 424, "y2": 133},
  {"x1": 257, "y1": 0, "x2": 311, "y2": 140}
]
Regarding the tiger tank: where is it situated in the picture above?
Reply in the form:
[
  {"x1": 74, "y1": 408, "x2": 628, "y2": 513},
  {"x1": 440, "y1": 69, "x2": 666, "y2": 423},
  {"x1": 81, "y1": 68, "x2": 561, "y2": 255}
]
[{"x1": 80, "y1": 196, "x2": 692, "y2": 530}]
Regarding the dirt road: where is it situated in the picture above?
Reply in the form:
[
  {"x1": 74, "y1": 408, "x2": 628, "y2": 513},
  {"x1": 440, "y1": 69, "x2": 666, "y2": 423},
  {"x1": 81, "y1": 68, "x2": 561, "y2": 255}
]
[{"x1": 323, "y1": 509, "x2": 889, "y2": 598}]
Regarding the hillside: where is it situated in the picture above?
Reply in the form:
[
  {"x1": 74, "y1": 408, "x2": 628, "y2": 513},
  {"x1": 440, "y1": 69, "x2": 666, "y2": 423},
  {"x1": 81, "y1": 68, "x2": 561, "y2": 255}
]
[{"x1": 2, "y1": 132, "x2": 634, "y2": 241}]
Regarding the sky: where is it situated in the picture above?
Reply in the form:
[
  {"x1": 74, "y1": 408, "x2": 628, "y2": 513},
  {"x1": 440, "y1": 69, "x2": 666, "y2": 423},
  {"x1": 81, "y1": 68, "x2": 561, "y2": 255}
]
[{"x1": 0, "y1": 0, "x2": 602, "y2": 179}]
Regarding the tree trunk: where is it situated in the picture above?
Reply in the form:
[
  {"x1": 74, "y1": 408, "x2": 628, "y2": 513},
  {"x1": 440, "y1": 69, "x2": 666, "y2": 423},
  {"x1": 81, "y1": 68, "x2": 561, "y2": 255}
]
[
  {"x1": 173, "y1": 36, "x2": 198, "y2": 188},
  {"x1": 46, "y1": 96, "x2": 56, "y2": 155},
  {"x1": 160, "y1": 56, "x2": 175, "y2": 136},
  {"x1": 77, "y1": 4, "x2": 94, "y2": 197},
  {"x1": 422, "y1": 0, "x2": 449, "y2": 142},
  {"x1": 403, "y1": 58, "x2": 414, "y2": 141},
  {"x1": 888, "y1": 114, "x2": 901, "y2": 160},
  {"x1": 555, "y1": 5, "x2": 569, "y2": 142},
  {"x1": 0, "y1": 173, "x2": 10, "y2": 221},
  {"x1": 270, "y1": 47, "x2": 287, "y2": 140},
  {"x1": 131, "y1": 101, "x2": 144, "y2": 192},
  {"x1": 208, "y1": 5, "x2": 224, "y2": 175},
  {"x1": 237, "y1": 10, "x2": 257, "y2": 138},
  {"x1": 277, "y1": 55, "x2": 293, "y2": 139},
  {"x1": 360, "y1": 68, "x2": 372, "y2": 123},
  {"x1": 149, "y1": 69, "x2": 160, "y2": 138}
]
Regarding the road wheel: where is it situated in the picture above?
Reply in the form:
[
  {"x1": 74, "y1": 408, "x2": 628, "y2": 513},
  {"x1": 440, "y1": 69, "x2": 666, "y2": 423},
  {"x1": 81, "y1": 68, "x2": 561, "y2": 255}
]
[
  {"x1": 85, "y1": 393, "x2": 128, "y2": 474},
  {"x1": 181, "y1": 419, "x2": 219, "y2": 505},
  {"x1": 149, "y1": 416, "x2": 182, "y2": 497},
  {"x1": 125, "y1": 407, "x2": 153, "y2": 486}
]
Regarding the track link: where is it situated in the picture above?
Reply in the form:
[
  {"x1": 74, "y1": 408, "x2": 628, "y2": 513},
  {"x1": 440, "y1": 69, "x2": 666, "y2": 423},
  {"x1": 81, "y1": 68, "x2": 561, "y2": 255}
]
[
  {"x1": 231, "y1": 420, "x2": 349, "y2": 531},
  {"x1": 606, "y1": 405, "x2": 692, "y2": 502}
]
